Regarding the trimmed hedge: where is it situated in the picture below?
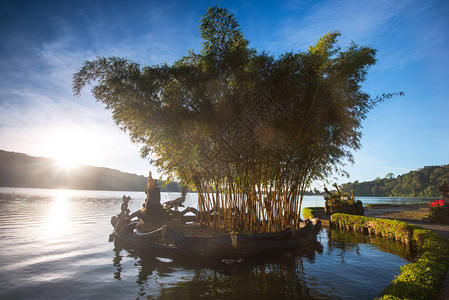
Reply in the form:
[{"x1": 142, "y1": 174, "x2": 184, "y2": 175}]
[
  {"x1": 302, "y1": 207, "x2": 324, "y2": 220},
  {"x1": 302, "y1": 207, "x2": 314, "y2": 220},
  {"x1": 331, "y1": 213, "x2": 449, "y2": 299}
]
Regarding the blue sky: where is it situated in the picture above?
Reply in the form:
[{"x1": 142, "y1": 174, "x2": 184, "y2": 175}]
[{"x1": 0, "y1": 0, "x2": 448, "y2": 186}]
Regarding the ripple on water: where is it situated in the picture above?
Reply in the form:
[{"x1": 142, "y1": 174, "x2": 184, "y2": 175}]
[{"x1": 0, "y1": 189, "x2": 415, "y2": 299}]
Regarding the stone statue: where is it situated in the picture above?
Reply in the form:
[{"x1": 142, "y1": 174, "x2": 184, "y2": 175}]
[
  {"x1": 144, "y1": 171, "x2": 161, "y2": 206},
  {"x1": 430, "y1": 179, "x2": 449, "y2": 224},
  {"x1": 110, "y1": 195, "x2": 132, "y2": 231},
  {"x1": 120, "y1": 195, "x2": 131, "y2": 217},
  {"x1": 135, "y1": 171, "x2": 163, "y2": 224},
  {"x1": 323, "y1": 185, "x2": 364, "y2": 216},
  {"x1": 439, "y1": 179, "x2": 449, "y2": 206},
  {"x1": 163, "y1": 197, "x2": 185, "y2": 211},
  {"x1": 147, "y1": 171, "x2": 157, "y2": 189}
]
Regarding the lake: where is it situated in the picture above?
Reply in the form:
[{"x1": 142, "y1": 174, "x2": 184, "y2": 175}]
[{"x1": 0, "y1": 187, "x2": 433, "y2": 299}]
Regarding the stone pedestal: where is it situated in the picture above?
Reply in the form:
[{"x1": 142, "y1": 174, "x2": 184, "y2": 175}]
[
  {"x1": 146, "y1": 188, "x2": 161, "y2": 206},
  {"x1": 144, "y1": 171, "x2": 161, "y2": 206},
  {"x1": 142, "y1": 172, "x2": 164, "y2": 222}
]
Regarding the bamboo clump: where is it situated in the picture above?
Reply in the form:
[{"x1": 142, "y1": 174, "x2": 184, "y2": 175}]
[{"x1": 193, "y1": 150, "x2": 319, "y2": 234}]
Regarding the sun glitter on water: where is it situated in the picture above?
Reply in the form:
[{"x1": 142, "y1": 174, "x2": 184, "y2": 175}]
[{"x1": 45, "y1": 189, "x2": 72, "y2": 238}]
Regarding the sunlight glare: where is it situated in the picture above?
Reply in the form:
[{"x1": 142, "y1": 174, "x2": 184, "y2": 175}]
[
  {"x1": 41, "y1": 132, "x2": 91, "y2": 170},
  {"x1": 56, "y1": 155, "x2": 80, "y2": 169},
  {"x1": 45, "y1": 189, "x2": 72, "y2": 238}
]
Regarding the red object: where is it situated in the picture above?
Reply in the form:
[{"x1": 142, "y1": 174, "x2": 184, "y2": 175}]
[{"x1": 431, "y1": 200, "x2": 445, "y2": 208}]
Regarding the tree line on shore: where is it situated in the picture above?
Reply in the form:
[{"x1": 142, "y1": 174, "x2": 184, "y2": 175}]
[
  {"x1": 340, "y1": 164, "x2": 449, "y2": 197},
  {"x1": 0, "y1": 150, "x2": 185, "y2": 192}
]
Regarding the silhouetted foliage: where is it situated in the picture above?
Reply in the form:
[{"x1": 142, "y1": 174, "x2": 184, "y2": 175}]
[
  {"x1": 73, "y1": 6, "x2": 396, "y2": 232},
  {"x1": 340, "y1": 165, "x2": 449, "y2": 197}
]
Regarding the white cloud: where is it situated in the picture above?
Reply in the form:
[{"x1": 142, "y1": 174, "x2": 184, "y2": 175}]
[
  {"x1": 274, "y1": 0, "x2": 410, "y2": 50},
  {"x1": 2, "y1": 0, "x2": 447, "y2": 184},
  {"x1": 274, "y1": 0, "x2": 448, "y2": 72},
  {"x1": 0, "y1": 3, "x2": 202, "y2": 179},
  {"x1": 0, "y1": 38, "x2": 160, "y2": 176}
]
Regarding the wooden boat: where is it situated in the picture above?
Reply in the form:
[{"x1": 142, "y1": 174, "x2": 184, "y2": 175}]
[
  {"x1": 112, "y1": 219, "x2": 322, "y2": 258},
  {"x1": 111, "y1": 191, "x2": 322, "y2": 258}
]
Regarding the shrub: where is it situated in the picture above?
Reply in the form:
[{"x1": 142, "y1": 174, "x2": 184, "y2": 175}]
[
  {"x1": 302, "y1": 207, "x2": 314, "y2": 220},
  {"x1": 302, "y1": 207, "x2": 324, "y2": 220},
  {"x1": 330, "y1": 213, "x2": 449, "y2": 299},
  {"x1": 429, "y1": 200, "x2": 449, "y2": 224}
]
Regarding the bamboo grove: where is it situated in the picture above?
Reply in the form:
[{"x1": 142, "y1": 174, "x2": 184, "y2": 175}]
[
  {"x1": 193, "y1": 154, "x2": 323, "y2": 233},
  {"x1": 73, "y1": 6, "x2": 400, "y2": 233}
]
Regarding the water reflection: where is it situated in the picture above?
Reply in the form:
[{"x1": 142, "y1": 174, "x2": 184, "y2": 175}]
[
  {"x1": 0, "y1": 189, "x2": 414, "y2": 299},
  {"x1": 44, "y1": 190, "x2": 72, "y2": 238},
  {"x1": 112, "y1": 245, "x2": 123, "y2": 280},
  {"x1": 112, "y1": 237, "x2": 323, "y2": 299},
  {"x1": 327, "y1": 228, "x2": 415, "y2": 261},
  {"x1": 110, "y1": 227, "x2": 415, "y2": 299}
]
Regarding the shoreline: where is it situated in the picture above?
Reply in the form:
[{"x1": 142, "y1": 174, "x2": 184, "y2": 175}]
[{"x1": 360, "y1": 203, "x2": 449, "y2": 299}]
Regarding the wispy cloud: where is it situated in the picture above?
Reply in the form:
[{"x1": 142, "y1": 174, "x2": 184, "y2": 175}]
[
  {"x1": 0, "y1": 28, "x2": 170, "y2": 177},
  {"x1": 274, "y1": 0, "x2": 410, "y2": 50},
  {"x1": 1, "y1": 0, "x2": 447, "y2": 182},
  {"x1": 0, "y1": 1, "x2": 203, "y2": 177},
  {"x1": 0, "y1": 91, "x2": 153, "y2": 175},
  {"x1": 273, "y1": 0, "x2": 449, "y2": 74}
]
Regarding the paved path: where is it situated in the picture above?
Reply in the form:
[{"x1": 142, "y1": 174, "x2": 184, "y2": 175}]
[{"x1": 364, "y1": 206, "x2": 449, "y2": 299}]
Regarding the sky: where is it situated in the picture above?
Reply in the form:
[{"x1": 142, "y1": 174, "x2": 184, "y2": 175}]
[{"x1": 0, "y1": 0, "x2": 448, "y2": 187}]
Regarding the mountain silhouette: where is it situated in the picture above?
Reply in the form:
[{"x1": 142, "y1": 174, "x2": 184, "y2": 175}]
[{"x1": 0, "y1": 150, "x2": 183, "y2": 192}]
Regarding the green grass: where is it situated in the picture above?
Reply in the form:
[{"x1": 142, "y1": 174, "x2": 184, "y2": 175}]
[{"x1": 331, "y1": 213, "x2": 449, "y2": 299}]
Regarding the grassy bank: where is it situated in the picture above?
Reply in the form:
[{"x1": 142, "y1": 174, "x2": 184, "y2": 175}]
[{"x1": 331, "y1": 213, "x2": 449, "y2": 299}]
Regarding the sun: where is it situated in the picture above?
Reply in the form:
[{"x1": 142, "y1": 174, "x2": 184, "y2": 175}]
[
  {"x1": 41, "y1": 133, "x2": 89, "y2": 170},
  {"x1": 56, "y1": 155, "x2": 80, "y2": 169},
  {"x1": 51, "y1": 141, "x2": 83, "y2": 170}
]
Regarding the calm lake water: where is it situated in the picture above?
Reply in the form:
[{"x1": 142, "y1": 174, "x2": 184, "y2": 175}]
[{"x1": 0, "y1": 187, "x2": 433, "y2": 299}]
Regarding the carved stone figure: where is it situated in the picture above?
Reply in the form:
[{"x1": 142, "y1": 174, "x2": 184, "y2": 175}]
[
  {"x1": 137, "y1": 171, "x2": 164, "y2": 224},
  {"x1": 430, "y1": 179, "x2": 449, "y2": 224},
  {"x1": 439, "y1": 179, "x2": 449, "y2": 206},
  {"x1": 324, "y1": 185, "x2": 364, "y2": 216},
  {"x1": 147, "y1": 171, "x2": 158, "y2": 189},
  {"x1": 120, "y1": 195, "x2": 131, "y2": 217},
  {"x1": 112, "y1": 171, "x2": 196, "y2": 232},
  {"x1": 163, "y1": 197, "x2": 185, "y2": 211},
  {"x1": 111, "y1": 195, "x2": 132, "y2": 230},
  {"x1": 145, "y1": 171, "x2": 161, "y2": 206}
]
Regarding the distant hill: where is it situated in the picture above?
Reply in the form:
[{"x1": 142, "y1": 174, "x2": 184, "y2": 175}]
[
  {"x1": 0, "y1": 150, "x2": 183, "y2": 192},
  {"x1": 340, "y1": 164, "x2": 449, "y2": 197}
]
